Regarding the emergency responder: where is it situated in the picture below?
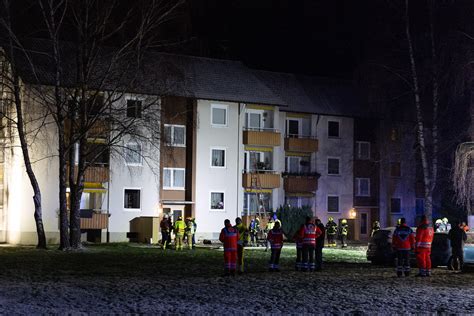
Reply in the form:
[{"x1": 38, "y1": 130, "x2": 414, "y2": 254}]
[
  {"x1": 160, "y1": 214, "x2": 170, "y2": 250},
  {"x1": 392, "y1": 217, "x2": 415, "y2": 277},
  {"x1": 326, "y1": 217, "x2": 338, "y2": 247},
  {"x1": 249, "y1": 219, "x2": 258, "y2": 246},
  {"x1": 442, "y1": 217, "x2": 451, "y2": 232},
  {"x1": 174, "y1": 216, "x2": 186, "y2": 251},
  {"x1": 298, "y1": 216, "x2": 322, "y2": 271},
  {"x1": 448, "y1": 220, "x2": 467, "y2": 272},
  {"x1": 293, "y1": 229, "x2": 303, "y2": 270},
  {"x1": 315, "y1": 218, "x2": 326, "y2": 271},
  {"x1": 265, "y1": 218, "x2": 275, "y2": 251},
  {"x1": 219, "y1": 219, "x2": 239, "y2": 276},
  {"x1": 185, "y1": 218, "x2": 195, "y2": 250},
  {"x1": 167, "y1": 216, "x2": 173, "y2": 245},
  {"x1": 435, "y1": 219, "x2": 443, "y2": 232},
  {"x1": 234, "y1": 217, "x2": 250, "y2": 273},
  {"x1": 415, "y1": 215, "x2": 434, "y2": 277},
  {"x1": 339, "y1": 219, "x2": 349, "y2": 248},
  {"x1": 191, "y1": 218, "x2": 197, "y2": 248},
  {"x1": 267, "y1": 220, "x2": 284, "y2": 272},
  {"x1": 462, "y1": 221, "x2": 470, "y2": 232},
  {"x1": 371, "y1": 221, "x2": 381, "y2": 237}
]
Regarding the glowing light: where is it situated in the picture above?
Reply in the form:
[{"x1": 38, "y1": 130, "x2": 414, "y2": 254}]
[{"x1": 349, "y1": 208, "x2": 357, "y2": 219}]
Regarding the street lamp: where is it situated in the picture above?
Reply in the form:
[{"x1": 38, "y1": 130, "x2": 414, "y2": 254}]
[{"x1": 349, "y1": 208, "x2": 357, "y2": 219}]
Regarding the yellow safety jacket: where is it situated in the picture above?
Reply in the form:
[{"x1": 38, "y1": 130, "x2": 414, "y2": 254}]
[
  {"x1": 174, "y1": 220, "x2": 186, "y2": 234},
  {"x1": 235, "y1": 223, "x2": 250, "y2": 245}
]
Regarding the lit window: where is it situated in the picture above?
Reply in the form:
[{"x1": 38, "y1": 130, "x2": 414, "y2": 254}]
[
  {"x1": 327, "y1": 196, "x2": 339, "y2": 213},
  {"x1": 127, "y1": 99, "x2": 142, "y2": 118},
  {"x1": 163, "y1": 168, "x2": 185, "y2": 190},
  {"x1": 211, "y1": 104, "x2": 228, "y2": 127},
  {"x1": 211, "y1": 192, "x2": 225, "y2": 210},
  {"x1": 124, "y1": 189, "x2": 141, "y2": 209},
  {"x1": 328, "y1": 158, "x2": 340, "y2": 175},
  {"x1": 124, "y1": 143, "x2": 142, "y2": 165},
  {"x1": 211, "y1": 148, "x2": 226, "y2": 167},
  {"x1": 328, "y1": 121, "x2": 340, "y2": 138},
  {"x1": 164, "y1": 124, "x2": 185, "y2": 147}
]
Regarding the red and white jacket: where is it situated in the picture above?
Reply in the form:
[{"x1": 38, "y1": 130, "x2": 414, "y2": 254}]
[
  {"x1": 219, "y1": 224, "x2": 239, "y2": 252},
  {"x1": 416, "y1": 220, "x2": 434, "y2": 251},
  {"x1": 298, "y1": 223, "x2": 322, "y2": 246},
  {"x1": 392, "y1": 224, "x2": 415, "y2": 251},
  {"x1": 267, "y1": 228, "x2": 284, "y2": 249}
]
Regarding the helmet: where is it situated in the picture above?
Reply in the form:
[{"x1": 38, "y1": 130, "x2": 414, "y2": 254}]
[
  {"x1": 442, "y1": 217, "x2": 448, "y2": 223},
  {"x1": 328, "y1": 217, "x2": 334, "y2": 221},
  {"x1": 341, "y1": 219, "x2": 347, "y2": 224},
  {"x1": 163, "y1": 214, "x2": 168, "y2": 219},
  {"x1": 178, "y1": 216, "x2": 182, "y2": 220},
  {"x1": 397, "y1": 218, "x2": 401, "y2": 225},
  {"x1": 435, "y1": 219, "x2": 442, "y2": 224},
  {"x1": 235, "y1": 217, "x2": 242, "y2": 224}
]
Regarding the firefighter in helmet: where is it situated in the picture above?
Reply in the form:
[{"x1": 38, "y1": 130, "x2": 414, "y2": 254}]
[
  {"x1": 326, "y1": 217, "x2": 338, "y2": 247},
  {"x1": 339, "y1": 219, "x2": 349, "y2": 248}
]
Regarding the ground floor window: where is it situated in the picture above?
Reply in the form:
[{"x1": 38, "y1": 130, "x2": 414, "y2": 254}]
[
  {"x1": 327, "y1": 195, "x2": 339, "y2": 213},
  {"x1": 243, "y1": 192, "x2": 271, "y2": 216},
  {"x1": 124, "y1": 189, "x2": 141, "y2": 210},
  {"x1": 210, "y1": 192, "x2": 225, "y2": 210},
  {"x1": 285, "y1": 196, "x2": 312, "y2": 208},
  {"x1": 391, "y1": 197, "x2": 401, "y2": 213}
]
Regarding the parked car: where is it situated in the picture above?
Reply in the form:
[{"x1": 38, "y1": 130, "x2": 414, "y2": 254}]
[{"x1": 367, "y1": 227, "x2": 451, "y2": 267}]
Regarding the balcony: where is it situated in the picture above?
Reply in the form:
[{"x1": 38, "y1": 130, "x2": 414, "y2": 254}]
[
  {"x1": 68, "y1": 164, "x2": 109, "y2": 183},
  {"x1": 284, "y1": 136, "x2": 318, "y2": 152},
  {"x1": 80, "y1": 209, "x2": 109, "y2": 230},
  {"x1": 243, "y1": 128, "x2": 281, "y2": 147},
  {"x1": 283, "y1": 173, "x2": 319, "y2": 193},
  {"x1": 65, "y1": 119, "x2": 109, "y2": 140},
  {"x1": 242, "y1": 171, "x2": 281, "y2": 189}
]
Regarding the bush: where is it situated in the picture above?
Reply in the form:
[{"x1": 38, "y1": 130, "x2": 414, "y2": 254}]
[{"x1": 276, "y1": 205, "x2": 313, "y2": 241}]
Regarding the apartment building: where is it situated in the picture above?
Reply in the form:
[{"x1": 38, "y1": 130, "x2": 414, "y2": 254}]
[{"x1": 0, "y1": 43, "x2": 424, "y2": 244}]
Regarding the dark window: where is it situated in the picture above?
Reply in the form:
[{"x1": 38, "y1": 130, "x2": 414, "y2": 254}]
[
  {"x1": 390, "y1": 162, "x2": 401, "y2": 177},
  {"x1": 357, "y1": 141, "x2": 370, "y2": 160},
  {"x1": 124, "y1": 189, "x2": 140, "y2": 209},
  {"x1": 327, "y1": 196, "x2": 339, "y2": 213},
  {"x1": 328, "y1": 158, "x2": 340, "y2": 175},
  {"x1": 391, "y1": 198, "x2": 401, "y2": 213},
  {"x1": 328, "y1": 121, "x2": 340, "y2": 138},
  {"x1": 85, "y1": 143, "x2": 109, "y2": 165},
  {"x1": 286, "y1": 119, "x2": 299, "y2": 137},
  {"x1": 127, "y1": 100, "x2": 142, "y2": 118}
]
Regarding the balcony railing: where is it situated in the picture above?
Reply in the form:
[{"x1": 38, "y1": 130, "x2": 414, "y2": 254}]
[
  {"x1": 243, "y1": 128, "x2": 281, "y2": 147},
  {"x1": 68, "y1": 164, "x2": 109, "y2": 183},
  {"x1": 283, "y1": 173, "x2": 320, "y2": 193},
  {"x1": 284, "y1": 135, "x2": 318, "y2": 152},
  {"x1": 80, "y1": 209, "x2": 109, "y2": 229},
  {"x1": 65, "y1": 119, "x2": 109, "y2": 140},
  {"x1": 242, "y1": 170, "x2": 281, "y2": 189}
]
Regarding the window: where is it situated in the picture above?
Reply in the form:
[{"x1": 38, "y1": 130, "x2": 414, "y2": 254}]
[
  {"x1": 327, "y1": 158, "x2": 340, "y2": 175},
  {"x1": 286, "y1": 118, "x2": 300, "y2": 137},
  {"x1": 211, "y1": 104, "x2": 228, "y2": 127},
  {"x1": 285, "y1": 156, "x2": 310, "y2": 174},
  {"x1": 327, "y1": 196, "x2": 339, "y2": 213},
  {"x1": 163, "y1": 168, "x2": 185, "y2": 190},
  {"x1": 391, "y1": 198, "x2": 401, "y2": 213},
  {"x1": 124, "y1": 143, "x2": 142, "y2": 165},
  {"x1": 245, "y1": 110, "x2": 263, "y2": 130},
  {"x1": 211, "y1": 148, "x2": 226, "y2": 168},
  {"x1": 416, "y1": 198, "x2": 425, "y2": 216},
  {"x1": 244, "y1": 192, "x2": 271, "y2": 216},
  {"x1": 211, "y1": 192, "x2": 225, "y2": 210},
  {"x1": 390, "y1": 162, "x2": 401, "y2": 177},
  {"x1": 328, "y1": 121, "x2": 340, "y2": 138},
  {"x1": 127, "y1": 99, "x2": 142, "y2": 118},
  {"x1": 285, "y1": 196, "x2": 312, "y2": 208},
  {"x1": 164, "y1": 124, "x2": 186, "y2": 147},
  {"x1": 124, "y1": 189, "x2": 141, "y2": 210},
  {"x1": 356, "y1": 141, "x2": 370, "y2": 160},
  {"x1": 356, "y1": 178, "x2": 370, "y2": 197}
]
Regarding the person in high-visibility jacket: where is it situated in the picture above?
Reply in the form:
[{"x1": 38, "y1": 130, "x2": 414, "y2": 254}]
[
  {"x1": 267, "y1": 221, "x2": 284, "y2": 272},
  {"x1": 339, "y1": 219, "x2": 349, "y2": 248},
  {"x1": 298, "y1": 216, "x2": 322, "y2": 271},
  {"x1": 185, "y1": 219, "x2": 195, "y2": 250},
  {"x1": 325, "y1": 217, "x2": 338, "y2": 247},
  {"x1": 392, "y1": 217, "x2": 415, "y2": 277},
  {"x1": 174, "y1": 216, "x2": 186, "y2": 251},
  {"x1": 219, "y1": 219, "x2": 240, "y2": 276},
  {"x1": 415, "y1": 215, "x2": 434, "y2": 277},
  {"x1": 234, "y1": 217, "x2": 250, "y2": 273}
]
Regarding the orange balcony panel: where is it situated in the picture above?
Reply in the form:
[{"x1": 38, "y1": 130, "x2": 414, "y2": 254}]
[
  {"x1": 242, "y1": 173, "x2": 281, "y2": 189},
  {"x1": 243, "y1": 130, "x2": 281, "y2": 147},
  {"x1": 284, "y1": 138, "x2": 318, "y2": 153},
  {"x1": 284, "y1": 176, "x2": 318, "y2": 193},
  {"x1": 81, "y1": 212, "x2": 109, "y2": 229},
  {"x1": 84, "y1": 166, "x2": 109, "y2": 183}
]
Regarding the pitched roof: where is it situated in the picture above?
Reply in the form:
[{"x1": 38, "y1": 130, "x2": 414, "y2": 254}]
[{"x1": 4, "y1": 38, "x2": 371, "y2": 117}]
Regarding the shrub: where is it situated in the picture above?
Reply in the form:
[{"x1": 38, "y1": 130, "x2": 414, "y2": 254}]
[{"x1": 276, "y1": 205, "x2": 313, "y2": 241}]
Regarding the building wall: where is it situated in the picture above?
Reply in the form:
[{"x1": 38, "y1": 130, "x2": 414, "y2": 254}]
[{"x1": 195, "y1": 99, "x2": 240, "y2": 239}]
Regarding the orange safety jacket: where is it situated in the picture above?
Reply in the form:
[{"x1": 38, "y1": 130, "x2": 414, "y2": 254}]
[
  {"x1": 392, "y1": 223, "x2": 415, "y2": 251},
  {"x1": 219, "y1": 225, "x2": 239, "y2": 252},
  {"x1": 267, "y1": 228, "x2": 284, "y2": 249},
  {"x1": 298, "y1": 223, "x2": 322, "y2": 246},
  {"x1": 415, "y1": 221, "x2": 434, "y2": 251}
]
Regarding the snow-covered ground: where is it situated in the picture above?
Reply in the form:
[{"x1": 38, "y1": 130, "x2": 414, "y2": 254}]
[{"x1": 0, "y1": 245, "x2": 473, "y2": 314}]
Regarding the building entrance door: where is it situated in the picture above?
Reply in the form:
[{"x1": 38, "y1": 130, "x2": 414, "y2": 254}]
[{"x1": 359, "y1": 210, "x2": 370, "y2": 240}]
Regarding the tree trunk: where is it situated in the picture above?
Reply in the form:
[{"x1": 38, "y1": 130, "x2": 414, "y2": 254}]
[{"x1": 405, "y1": 0, "x2": 433, "y2": 221}]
